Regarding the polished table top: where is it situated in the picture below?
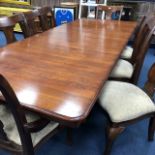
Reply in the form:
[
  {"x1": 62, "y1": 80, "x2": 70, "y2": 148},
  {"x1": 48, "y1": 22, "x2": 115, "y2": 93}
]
[{"x1": 0, "y1": 19, "x2": 137, "y2": 126}]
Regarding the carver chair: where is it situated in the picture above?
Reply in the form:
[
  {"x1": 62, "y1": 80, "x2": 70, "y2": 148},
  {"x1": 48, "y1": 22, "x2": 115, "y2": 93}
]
[
  {"x1": 109, "y1": 15, "x2": 155, "y2": 84},
  {"x1": 0, "y1": 74, "x2": 60, "y2": 155},
  {"x1": 0, "y1": 14, "x2": 24, "y2": 44},
  {"x1": 96, "y1": 5, "x2": 123, "y2": 20},
  {"x1": 99, "y1": 62, "x2": 155, "y2": 155}
]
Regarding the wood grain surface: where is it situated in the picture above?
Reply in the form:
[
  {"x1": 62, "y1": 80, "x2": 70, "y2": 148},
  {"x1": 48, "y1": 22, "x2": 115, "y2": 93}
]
[{"x1": 0, "y1": 19, "x2": 137, "y2": 126}]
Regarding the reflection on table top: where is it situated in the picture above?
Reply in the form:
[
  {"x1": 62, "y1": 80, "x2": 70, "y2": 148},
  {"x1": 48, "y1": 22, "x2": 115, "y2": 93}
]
[{"x1": 0, "y1": 19, "x2": 137, "y2": 126}]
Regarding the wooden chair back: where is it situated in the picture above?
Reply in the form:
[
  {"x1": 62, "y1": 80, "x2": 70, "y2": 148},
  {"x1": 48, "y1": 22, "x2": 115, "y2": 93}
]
[
  {"x1": 131, "y1": 14, "x2": 155, "y2": 63},
  {"x1": 0, "y1": 74, "x2": 60, "y2": 155},
  {"x1": 132, "y1": 16, "x2": 155, "y2": 83},
  {"x1": 144, "y1": 63, "x2": 155, "y2": 98},
  {"x1": 19, "y1": 11, "x2": 40, "y2": 38},
  {"x1": 132, "y1": 15, "x2": 146, "y2": 42},
  {"x1": 38, "y1": 6, "x2": 55, "y2": 31},
  {"x1": 96, "y1": 5, "x2": 123, "y2": 20},
  {"x1": 0, "y1": 74, "x2": 33, "y2": 154},
  {"x1": 0, "y1": 14, "x2": 24, "y2": 44}
]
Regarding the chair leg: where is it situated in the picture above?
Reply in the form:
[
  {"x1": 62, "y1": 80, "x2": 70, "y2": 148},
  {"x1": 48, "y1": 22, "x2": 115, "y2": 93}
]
[
  {"x1": 148, "y1": 116, "x2": 155, "y2": 141},
  {"x1": 104, "y1": 126, "x2": 125, "y2": 155}
]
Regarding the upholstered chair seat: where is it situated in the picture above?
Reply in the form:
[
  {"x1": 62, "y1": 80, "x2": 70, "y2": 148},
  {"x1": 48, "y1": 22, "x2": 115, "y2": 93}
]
[
  {"x1": 99, "y1": 81, "x2": 155, "y2": 123},
  {"x1": 99, "y1": 62, "x2": 155, "y2": 155},
  {"x1": 110, "y1": 59, "x2": 134, "y2": 78},
  {"x1": 121, "y1": 46, "x2": 133, "y2": 59},
  {"x1": 0, "y1": 104, "x2": 59, "y2": 146}
]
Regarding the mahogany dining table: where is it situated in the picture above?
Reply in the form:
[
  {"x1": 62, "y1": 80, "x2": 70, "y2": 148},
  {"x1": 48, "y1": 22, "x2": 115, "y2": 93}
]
[{"x1": 0, "y1": 19, "x2": 137, "y2": 127}]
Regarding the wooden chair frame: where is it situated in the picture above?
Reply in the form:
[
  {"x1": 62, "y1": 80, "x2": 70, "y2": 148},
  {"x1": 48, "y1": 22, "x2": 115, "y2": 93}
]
[
  {"x1": 19, "y1": 11, "x2": 40, "y2": 38},
  {"x1": 0, "y1": 14, "x2": 24, "y2": 44},
  {"x1": 0, "y1": 75, "x2": 61, "y2": 155},
  {"x1": 109, "y1": 15, "x2": 155, "y2": 84},
  {"x1": 144, "y1": 63, "x2": 155, "y2": 98},
  {"x1": 99, "y1": 62, "x2": 155, "y2": 155},
  {"x1": 131, "y1": 21, "x2": 155, "y2": 83}
]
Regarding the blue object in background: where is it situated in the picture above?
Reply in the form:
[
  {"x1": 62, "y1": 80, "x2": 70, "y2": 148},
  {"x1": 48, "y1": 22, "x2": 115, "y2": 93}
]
[
  {"x1": 0, "y1": 31, "x2": 24, "y2": 47},
  {"x1": 112, "y1": 12, "x2": 121, "y2": 20},
  {"x1": 55, "y1": 8, "x2": 74, "y2": 26}
]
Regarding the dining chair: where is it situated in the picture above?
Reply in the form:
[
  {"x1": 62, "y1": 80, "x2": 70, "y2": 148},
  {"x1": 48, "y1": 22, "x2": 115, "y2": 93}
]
[
  {"x1": 0, "y1": 14, "x2": 24, "y2": 44},
  {"x1": 96, "y1": 5, "x2": 124, "y2": 20},
  {"x1": 121, "y1": 15, "x2": 147, "y2": 60},
  {"x1": 109, "y1": 15, "x2": 155, "y2": 84},
  {"x1": 98, "y1": 62, "x2": 155, "y2": 155},
  {"x1": 0, "y1": 74, "x2": 60, "y2": 155},
  {"x1": 19, "y1": 10, "x2": 41, "y2": 38},
  {"x1": 38, "y1": 6, "x2": 55, "y2": 31},
  {"x1": 120, "y1": 13, "x2": 155, "y2": 60}
]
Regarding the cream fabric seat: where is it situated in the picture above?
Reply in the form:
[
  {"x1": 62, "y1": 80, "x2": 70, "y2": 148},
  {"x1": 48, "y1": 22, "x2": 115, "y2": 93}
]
[
  {"x1": 121, "y1": 46, "x2": 133, "y2": 59},
  {"x1": 99, "y1": 81, "x2": 155, "y2": 123},
  {"x1": 110, "y1": 59, "x2": 134, "y2": 78},
  {"x1": 0, "y1": 104, "x2": 59, "y2": 146}
]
